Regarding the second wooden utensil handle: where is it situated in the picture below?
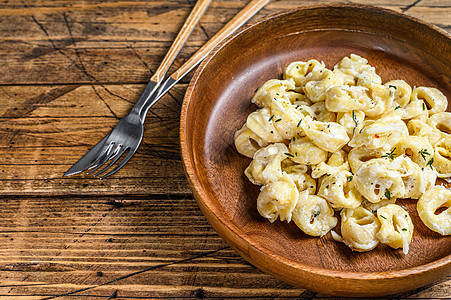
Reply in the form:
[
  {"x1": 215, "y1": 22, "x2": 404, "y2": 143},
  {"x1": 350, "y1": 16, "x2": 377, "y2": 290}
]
[
  {"x1": 170, "y1": 0, "x2": 270, "y2": 81},
  {"x1": 150, "y1": 0, "x2": 212, "y2": 83}
]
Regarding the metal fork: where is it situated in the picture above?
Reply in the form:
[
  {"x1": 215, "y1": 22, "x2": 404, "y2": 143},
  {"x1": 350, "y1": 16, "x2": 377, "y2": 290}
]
[{"x1": 64, "y1": 0, "x2": 269, "y2": 179}]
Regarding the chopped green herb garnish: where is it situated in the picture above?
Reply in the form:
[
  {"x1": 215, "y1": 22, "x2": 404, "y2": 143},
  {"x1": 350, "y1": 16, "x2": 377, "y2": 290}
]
[
  {"x1": 395, "y1": 106, "x2": 401, "y2": 110},
  {"x1": 347, "y1": 175, "x2": 353, "y2": 182},
  {"x1": 402, "y1": 228, "x2": 407, "y2": 231},
  {"x1": 284, "y1": 152, "x2": 294, "y2": 158},
  {"x1": 276, "y1": 93, "x2": 280, "y2": 96},
  {"x1": 384, "y1": 189, "x2": 391, "y2": 200},
  {"x1": 427, "y1": 157, "x2": 434, "y2": 170},
  {"x1": 382, "y1": 147, "x2": 397, "y2": 160},
  {"x1": 388, "y1": 85, "x2": 397, "y2": 90},
  {"x1": 313, "y1": 210, "x2": 321, "y2": 218},
  {"x1": 254, "y1": 86, "x2": 260, "y2": 93},
  {"x1": 352, "y1": 111, "x2": 358, "y2": 126},
  {"x1": 419, "y1": 149, "x2": 431, "y2": 161},
  {"x1": 423, "y1": 102, "x2": 426, "y2": 110},
  {"x1": 297, "y1": 119, "x2": 302, "y2": 128},
  {"x1": 275, "y1": 118, "x2": 282, "y2": 122},
  {"x1": 380, "y1": 215, "x2": 387, "y2": 220},
  {"x1": 268, "y1": 115, "x2": 274, "y2": 122}
]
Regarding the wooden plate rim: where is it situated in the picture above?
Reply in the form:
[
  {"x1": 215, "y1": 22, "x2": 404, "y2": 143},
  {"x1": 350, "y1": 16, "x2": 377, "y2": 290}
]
[{"x1": 180, "y1": 3, "x2": 451, "y2": 282}]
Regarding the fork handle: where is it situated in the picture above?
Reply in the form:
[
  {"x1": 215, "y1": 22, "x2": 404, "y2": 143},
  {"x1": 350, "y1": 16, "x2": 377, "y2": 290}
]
[
  {"x1": 150, "y1": 0, "x2": 212, "y2": 84},
  {"x1": 169, "y1": 0, "x2": 270, "y2": 81},
  {"x1": 137, "y1": 0, "x2": 269, "y2": 121}
]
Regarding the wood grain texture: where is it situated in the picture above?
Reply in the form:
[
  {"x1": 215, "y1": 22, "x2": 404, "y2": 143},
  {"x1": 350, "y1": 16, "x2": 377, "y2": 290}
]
[{"x1": 0, "y1": 0, "x2": 449, "y2": 298}]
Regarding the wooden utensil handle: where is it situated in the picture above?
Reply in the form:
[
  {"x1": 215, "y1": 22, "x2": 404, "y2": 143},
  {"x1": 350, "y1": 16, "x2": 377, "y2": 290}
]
[
  {"x1": 150, "y1": 0, "x2": 212, "y2": 83},
  {"x1": 170, "y1": 0, "x2": 270, "y2": 81}
]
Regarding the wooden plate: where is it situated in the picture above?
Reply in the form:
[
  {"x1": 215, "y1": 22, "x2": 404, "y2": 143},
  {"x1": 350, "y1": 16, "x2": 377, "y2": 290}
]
[{"x1": 180, "y1": 4, "x2": 451, "y2": 296}]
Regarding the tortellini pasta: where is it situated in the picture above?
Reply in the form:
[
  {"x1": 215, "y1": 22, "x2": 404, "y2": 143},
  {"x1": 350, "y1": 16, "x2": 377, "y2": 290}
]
[
  {"x1": 245, "y1": 143, "x2": 287, "y2": 185},
  {"x1": 411, "y1": 87, "x2": 447, "y2": 115},
  {"x1": 235, "y1": 54, "x2": 450, "y2": 254},
  {"x1": 234, "y1": 124, "x2": 268, "y2": 158},
  {"x1": 257, "y1": 173, "x2": 299, "y2": 223},
  {"x1": 301, "y1": 116, "x2": 349, "y2": 152},
  {"x1": 340, "y1": 207, "x2": 381, "y2": 251},
  {"x1": 376, "y1": 204, "x2": 413, "y2": 254},
  {"x1": 417, "y1": 186, "x2": 451, "y2": 235},
  {"x1": 288, "y1": 137, "x2": 328, "y2": 165},
  {"x1": 292, "y1": 191, "x2": 337, "y2": 236},
  {"x1": 353, "y1": 158, "x2": 405, "y2": 203}
]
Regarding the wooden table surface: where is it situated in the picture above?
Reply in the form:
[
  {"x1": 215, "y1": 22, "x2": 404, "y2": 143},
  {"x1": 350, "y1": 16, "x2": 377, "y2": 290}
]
[{"x1": 0, "y1": 0, "x2": 449, "y2": 298}]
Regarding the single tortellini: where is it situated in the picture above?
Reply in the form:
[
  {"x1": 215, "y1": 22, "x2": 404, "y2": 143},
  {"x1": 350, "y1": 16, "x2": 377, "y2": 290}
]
[
  {"x1": 292, "y1": 191, "x2": 337, "y2": 236},
  {"x1": 401, "y1": 99, "x2": 428, "y2": 121},
  {"x1": 304, "y1": 69, "x2": 348, "y2": 103},
  {"x1": 411, "y1": 87, "x2": 447, "y2": 115},
  {"x1": 246, "y1": 107, "x2": 285, "y2": 143},
  {"x1": 360, "y1": 79, "x2": 393, "y2": 118},
  {"x1": 348, "y1": 147, "x2": 383, "y2": 174},
  {"x1": 389, "y1": 156, "x2": 426, "y2": 199},
  {"x1": 393, "y1": 136, "x2": 434, "y2": 169},
  {"x1": 252, "y1": 79, "x2": 295, "y2": 108},
  {"x1": 432, "y1": 138, "x2": 451, "y2": 178},
  {"x1": 376, "y1": 204, "x2": 413, "y2": 254},
  {"x1": 354, "y1": 158, "x2": 405, "y2": 203},
  {"x1": 340, "y1": 206, "x2": 381, "y2": 251},
  {"x1": 312, "y1": 162, "x2": 360, "y2": 208},
  {"x1": 326, "y1": 85, "x2": 373, "y2": 112},
  {"x1": 337, "y1": 110, "x2": 365, "y2": 138},
  {"x1": 335, "y1": 54, "x2": 381, "y2": 84},
  {"x1": 245, "y1": 143, "x2": 288, "y2": 185},
  {"x1": 408, "y1": 119, "x2": 442, "y2": 146},
  {"x1": 283, "y1": 59, "x2": 325, "y2": 87},
  {"x1": 301, "y1": 116, "x2": 349, "y2": 152},
  {"x1": 427, "y1": 112, "x2": 451, "y2": 143},
  {"x1": 269, "y1": 99, "x2": 306, "y2": 139},
  {"x1": 257, "y1": 173, "x2": 299, "y2": 223},
  {"x1": 317, "y1": 170, "x2": 362, "y2": 209},
  {"x1": 349, "y1": 116, "x2": 408, "y2": 151},
  {"x1": 284, "y1": 167, "x2": 317, "y2": 194},
  {"x1": 234, "y1": 124, "x2": 268, "y2": 158},
  {"x1": 288, "y1": 137, "x2": 328, "y2": 165},
  {"x1": 417, "y1": 186, "x2": 451, "y2": 235},
  {"x1": 385, "y1": 79, "x2": 412, "y2": 108}
]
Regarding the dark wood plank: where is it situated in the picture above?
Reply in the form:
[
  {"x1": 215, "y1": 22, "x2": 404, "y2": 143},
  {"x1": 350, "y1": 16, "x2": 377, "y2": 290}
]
[
  {"x1": 0, "y1": 0, "x2": 448, "y2": 85},
  {"x1": 0, "y1": 195, "x2": 302, "y2": 298},
  {"x1": 0, "y1": 84, "x2": 189, "y2": 195}
]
